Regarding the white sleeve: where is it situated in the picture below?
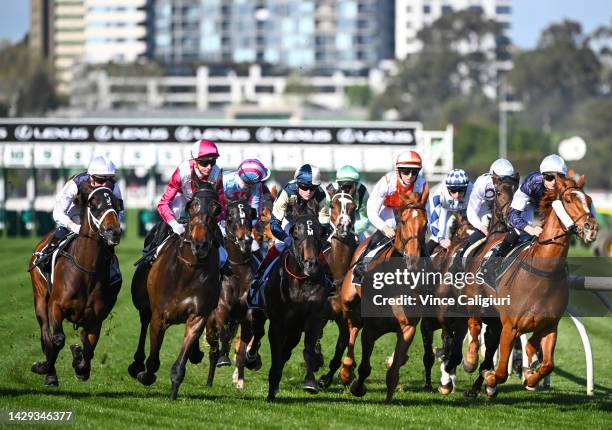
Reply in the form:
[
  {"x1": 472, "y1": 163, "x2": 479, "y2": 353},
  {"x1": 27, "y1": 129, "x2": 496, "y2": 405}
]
[
  {"x1": 53, "y1": 181, "x2": 78, "y2": 228},
  {"x1": 367, "y1": 176, "x2": 389, "y2": 232},
  {"x1": 112, "y1": 183, "x2": 126, "y2": 223},
  {"x1": 467, "y1": 176, "x2": 485, "y2": 230},
  {"x1": 510, "y1": 189, "x2": 530, "y2": 211}
]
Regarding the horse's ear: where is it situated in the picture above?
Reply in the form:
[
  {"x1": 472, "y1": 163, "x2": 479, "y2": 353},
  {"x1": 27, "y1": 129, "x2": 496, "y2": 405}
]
[
  {"x1": 326, "y1": 183, "x2": 337, "y2": 198},
  {"x1": 512, "y1": 172, "x2": 520, "y2": 182},
  {"x1": 577, "y1": 175, "x2": 585, "y2": 188},
  {"x1": 420, "y1": 183, "x2": 430, "y2": 206},
  {"x1": 208, "y1": 200, "x2": 222, "y2": 217},
  {"x1": 250, "y1": 207, "x2": 257, "y2": 219},
  {"x1": 271, "y1": 185, "x2": 278, "y2": 199}
]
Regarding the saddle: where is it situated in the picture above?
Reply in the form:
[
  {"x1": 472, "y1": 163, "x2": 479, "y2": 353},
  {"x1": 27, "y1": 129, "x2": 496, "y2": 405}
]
[
  {"x1": 246, "y1": 254, "x2": 283, "y2": 310},
  {"x1": 478, "y1": 240, "x2": 533, "y2": 289},
  {"x1": 30, "y1": 234, "x2": 78, "y2": 293}
]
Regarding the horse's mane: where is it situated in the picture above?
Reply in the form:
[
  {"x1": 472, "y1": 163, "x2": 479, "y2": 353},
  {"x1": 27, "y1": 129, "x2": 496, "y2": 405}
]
[
  {"x1": 398, "y1": 192, "x2": 424, "y2": 210},
  {"x1": 539, "y1": 176, "x2": 578, "y2": 221}
]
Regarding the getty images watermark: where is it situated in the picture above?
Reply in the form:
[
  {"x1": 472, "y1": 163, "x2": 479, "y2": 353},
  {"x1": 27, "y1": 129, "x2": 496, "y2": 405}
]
[{"x1": 360, "y1": 256, "x2": 612, "y2": 318}]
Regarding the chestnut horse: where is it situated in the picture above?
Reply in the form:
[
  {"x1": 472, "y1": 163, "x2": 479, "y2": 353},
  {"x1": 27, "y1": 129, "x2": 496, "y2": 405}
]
[
  {"x1": 464, "y1": 175, "x2": 597, "y2": 397},
  {"x1": 318, "y1": 191, "x2": 358, "y2": 388},
  {"x1": 128, "y1": 184, "x2": 222, "y2": 399},
  {"x1": 205, "y1": 198, "x2": 257, "y2": 390},
  {"x1": 339, "y1": 190, "x2": 429, "y2": 403},
  {"x1": 29, "y1": 181, "x2": 122, "y2": 386}
]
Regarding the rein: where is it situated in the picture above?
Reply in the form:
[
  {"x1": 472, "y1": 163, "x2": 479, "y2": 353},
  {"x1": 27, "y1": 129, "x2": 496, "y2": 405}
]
[{"x1": 284, "y1": 253, "x2": 309, "y2": 280}]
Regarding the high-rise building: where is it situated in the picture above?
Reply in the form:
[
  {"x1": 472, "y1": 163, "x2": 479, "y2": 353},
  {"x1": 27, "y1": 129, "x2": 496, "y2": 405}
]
[
  {"x1": 153, "y1": 0, "x2": 395, "y2": 72},
  {"x1": 29, "y1": 0, "x2": 148, "y2": 94},
  {"x1": 395, "y1": 0, "x2": 512, "y2": 60}
]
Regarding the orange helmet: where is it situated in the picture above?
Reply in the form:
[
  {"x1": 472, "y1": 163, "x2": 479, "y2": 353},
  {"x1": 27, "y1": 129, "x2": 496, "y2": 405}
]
[{"x1": 395, "y1": 150, "x2": 422, "y2": 169}]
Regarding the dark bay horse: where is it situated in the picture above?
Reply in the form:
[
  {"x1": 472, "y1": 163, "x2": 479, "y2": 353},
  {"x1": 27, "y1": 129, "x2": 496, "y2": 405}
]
[
  {"x1": 205, "y1": 198, "x2": 257, "y2": 390},
  {"x1": 465, "y1": 175, "x2": 597, "y2": 397},
  {"x1": 128, "y1": 184, "x2": 222, "y2": 399},
  {"x1": 29, "y1": 181, "x2": 122, "y2": 386},
  {"x1": 319, "y1": 191, "x2": 358, "y2": 388},
  {"x1": 255, "y1": 212, "x2": 329, "y2": 402},
  {"x1": 339, "y1": 190, "x2": 429, "y2": 403}
]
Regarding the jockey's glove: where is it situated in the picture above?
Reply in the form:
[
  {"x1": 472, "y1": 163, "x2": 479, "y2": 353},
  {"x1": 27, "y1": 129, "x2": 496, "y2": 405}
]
[
  {"x1": 282, "y1": 236, "x2": 294, "y2": 248},
  {"x1": 67, "y1": 221, "x2": 81, "y2": 234},
  {"x1": 169, "y1": 219, "x2": 185, "y2": 236}
]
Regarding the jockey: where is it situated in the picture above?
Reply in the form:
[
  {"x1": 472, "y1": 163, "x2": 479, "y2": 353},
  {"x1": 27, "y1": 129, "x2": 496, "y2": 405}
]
[
  {"x1": 222, "y1": 158, "x2": 271, "y2": 259},
  {"x1": 480, "y1": 155, "x2": 569, "y2": 283},
  {"x1": 37, "y1": 155, "x2": 124, "y2": 286},
  {"x1": 150, "y1": 139, "x2": 229, "y2": 273},
  {"x1": 352, "y1": 150, "x2": 428, "y2": 285},
  {"x1": 325, "y1": 165, "x2": 370, "y2": 241},
  {"x1": 249, "y1": 164, "x2": 330, "y2": 293},
  {"x1": 425, "y1": 168, "x2": 473, "y2": 255}
]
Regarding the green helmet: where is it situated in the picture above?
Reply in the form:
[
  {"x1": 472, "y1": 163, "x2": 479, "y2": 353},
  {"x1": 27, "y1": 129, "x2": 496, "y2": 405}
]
[{"x1": 336, "y1": 165, "x2": 360, "y2": 182}]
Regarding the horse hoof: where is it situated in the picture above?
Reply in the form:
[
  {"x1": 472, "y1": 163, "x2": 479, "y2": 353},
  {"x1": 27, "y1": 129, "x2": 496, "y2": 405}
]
[
  {"x1": 462, "y1": 358, "x2": 476, "y2": 373},
  {"x1": 137, "y1": 371, "x2": 156, "y2": 386},
  {"x1": 423, "y1": 383, "x2": 435, "y2": 393},
  {"x1": 232, "y1": 368, "x2": 239, "y2": 384},
  {"x1": 216, "y1": 354, "x2": 231, "y2": 367},
  {"x1": 350, "y1": 381, "x2": 367, "y2": 397},
  {"x1": 31, "y1": 361, "x2": 49, "y2": 375},
  {"x1": 44, "y1": 374, "x2": 58, "y2": 387},
  {"x1": 485, "y1": 385, "x2": 498, "y2": 398},
  {"x1": 245, "y1": 353, "x2": 262, "y2": 371},
  {"x1": 438, "y1": 381, "x2": 454, "y2": 395},
  {"x1": 318, "y1": 374, "x2": 333, "y2": 389},
  {"x1": 303, "y1": 380, "x2": 318, "y2": 394},
  {"x1": 463, "y1": 389, "x2": 478, "y2": 399},
  {"x1": 523, "y1": 377, "x2": 537, "y2": 391},
  {"x1": 483, "y1": 370, "x2": 496, "y2": 387},
  {"x1": 128, "y1": 361, "x2": 145, "y2": 379},
  {"x1": 189, "y1": 349, "x2": 205, "y2": 365},
  {"x1": 75, "y1": 369, "x2": 90, "y2": 381},
  {"x1": 235, "y1": 379, "x2": 244, "y2": 390}
]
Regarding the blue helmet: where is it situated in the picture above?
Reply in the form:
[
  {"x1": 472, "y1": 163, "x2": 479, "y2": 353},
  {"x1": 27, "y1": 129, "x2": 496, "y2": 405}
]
[
  {"x1": 445, "y1": 169, "x2": 469, "y2": 189},
  {"x1": 294, "y1": 164, "x2": 321, "y2": 186}
]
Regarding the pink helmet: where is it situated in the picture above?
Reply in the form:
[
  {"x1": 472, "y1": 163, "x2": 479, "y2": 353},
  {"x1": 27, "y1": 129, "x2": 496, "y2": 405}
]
[
  {"x1": 237, "y1": 159, "x2": 270, "y2": 183},
  {"x1": 190, "y1": 139, "x2": 219, "y2": 159}
]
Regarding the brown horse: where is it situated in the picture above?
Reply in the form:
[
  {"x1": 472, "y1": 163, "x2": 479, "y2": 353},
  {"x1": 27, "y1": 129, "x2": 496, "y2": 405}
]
[
  {"x1": 318, "y1": 191, "x2": 358, "y2": 388},
  {"x1": 128, "y1": 184, "x2": 222, "y2": 400},
  {"x1": 29, "y1": 181, "x2": 122, "y2": 386},
  {"x1": 339, "y1": 190, "x2": 429, "y2": 403},
  {"x1": 205, "y1": 198, "x2": 257, "y2": 390},
  {"x1": 464, "y1": 175, "x2": 597, "y2": 397}
]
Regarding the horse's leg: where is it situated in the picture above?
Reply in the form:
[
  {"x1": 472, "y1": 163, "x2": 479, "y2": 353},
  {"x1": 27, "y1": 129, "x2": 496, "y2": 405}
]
[
  {"x1": 319, "y1": 315, "x2": 349, "y2": 389},
  {"x1": 137, "y1": 315, "x2": 165, "y2": 386},
  {"x1": 484, "y1": 323, "x2": 517, "y2": 397},
  {"x1": 234, "y1": 320, "x2": 250, "y2": 389},
  {"x1": 303, "y1": 313, "x2": 325, "y2": 393},
  {"x1": 205, "y1": 312, "x2": 221, "y2": 387},
  {"x1": 421, "y1": 319, "x2": 435, "y2": 392},
  {"x1": 350, "y1": 325, "x2": 377, "y2": 398},
  {"x1": 128, "y1": 310, "x2": 150, "y2": 378},
  {"x1": 217, "y1": 319, "x2": 237, "y2": 367},
  {"x1": 41, "y1": 301, "x2": 66, "y2": 386},
  {"x1": 524, "y1": 329, "x2": 557, "y2": 390},
  {"x1": 385, "y1": 324, "x2": 416, "y2": 403},
  {"x1": 169, "y1": 315, "x2": 205, "y2": 400},
  {"x1": 464, "y1": 318, "x2": 501, "y2": 398},
  {"x1": 266, "y1": 320, "x2": 285, "y2": 402},
  {"x1": 463, "y1": 316, "x2": 482, "y2": 373},
  {"x1": 525, "y1": 333, "x2": 541, "y2": 368},
  {"x1": 31, "y1": 279, "x2": 52, "y2": 376},
  {"x1": 439, "y1": 318, "x2": 468, "y2": 395},
  {"x1": 70, "y1": 324, "x2": 101, "y2": 381},
  {"x1": 245, "y1": 309, "x2": 265, "y2": 371},
  {"x1": 339, "y1": 320, "x2": 359, "y2": 385}
]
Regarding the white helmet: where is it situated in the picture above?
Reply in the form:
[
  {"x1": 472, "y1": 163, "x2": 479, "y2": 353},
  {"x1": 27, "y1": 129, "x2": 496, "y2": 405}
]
[
  {"x1": 539, "y1": 154, "x2": 567, "y2": 176},
  {"x1": 87, "y1": 155, "x2": 116, "y2": 177},
  {"x1": 489, "y1": 158, "x2": 514, "y2": 177}
]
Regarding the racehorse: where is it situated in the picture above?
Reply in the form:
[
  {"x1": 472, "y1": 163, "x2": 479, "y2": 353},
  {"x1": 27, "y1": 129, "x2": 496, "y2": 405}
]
[
  {"x1": 464, "y1": 175, "x2": 597, "y2": 397},
  {"x1": 29, "y1": 181, "x2": 122, "y2": 386},
  {"x1": 248, "y1": 203, "x2": 329, "y2": 402},
  {"x1": 318, "y1": 191, "x2": 358, "y2": 388},
  {"x1": 340, "y1": 190, "x2": 429, "y2": 403},
  {"x1": 128, "y1": 184, "x2": 222, "y2": 399},
  {"x1": 205, "y1": 198, "x2": 257, "y2": 390}
]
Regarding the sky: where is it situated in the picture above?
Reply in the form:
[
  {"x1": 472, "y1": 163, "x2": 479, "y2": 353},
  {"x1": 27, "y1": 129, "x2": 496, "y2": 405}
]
[{"x1": 0, "y1": 0, "x2": 610, "y2": 49}]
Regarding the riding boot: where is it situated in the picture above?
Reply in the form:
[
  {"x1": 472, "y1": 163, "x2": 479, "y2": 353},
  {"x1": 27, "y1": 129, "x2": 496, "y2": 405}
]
[
  {"x1": 36, "y1": 227, "x2": 69, "y2": 264},
  {"x1": 352, "y1": 230, "x2": 385, "y2": 285},
  {"x1": 481, "y1": 231, "x2": 517, "y2": 286},
  {"x1": 249, "y1": 244, "x2": 281, "y2": 297}
]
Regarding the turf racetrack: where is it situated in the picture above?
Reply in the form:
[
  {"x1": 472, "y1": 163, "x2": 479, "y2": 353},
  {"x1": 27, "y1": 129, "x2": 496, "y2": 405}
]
[{"x1": 1, "y1": 223, "x2": 610, "y2": 429}]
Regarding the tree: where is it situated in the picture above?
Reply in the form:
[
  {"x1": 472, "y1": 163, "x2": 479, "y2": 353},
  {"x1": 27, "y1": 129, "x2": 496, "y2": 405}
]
[
  {"x1": 508, "y1": 20, "x2": 602, "y2": 131},
  {"x1": 372, "y1": 9, "x2": 503, "y2": 127}
]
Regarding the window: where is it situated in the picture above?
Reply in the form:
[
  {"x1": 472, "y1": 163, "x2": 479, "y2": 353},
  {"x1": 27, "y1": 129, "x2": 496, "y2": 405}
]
[
  {"x1": 496, "y1": 6, "x2": 511, "y2": 14},
  {"x1": 406, "y1": 6, "x2": 412, "y2": 13},
  {"x1": 442, "y1": 5, "x2": 452, "y2": 15},
  {"x1": 423, "y1": 5, "x2": 431, "y2": 14}
]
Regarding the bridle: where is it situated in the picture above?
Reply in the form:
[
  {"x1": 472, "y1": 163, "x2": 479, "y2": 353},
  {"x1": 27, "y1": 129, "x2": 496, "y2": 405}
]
[
  {"x1": 328, "y1": 192, "x2": 356, "y2": 243},
  {"x1": 287, "y1": 215, "x2": 321, "y2": 279},
  {"x1": 81, "y1": 187, "x2": 120, "y2": 241},
  {"x1": 537, "y1": 186, "x2": 592, "y2": 245},
  {"x1": 225, "y1": 199, "x2": 254, "y2": 265},
  {"x1": 487, "y1": 176, "x2": 518, "y2": 234},
  {"x1": 395, "y1": 204, "x2": 427, "y2": 253},
  {"x1": 178, "y1": 192, "x2": 218, "y2": 265}
]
